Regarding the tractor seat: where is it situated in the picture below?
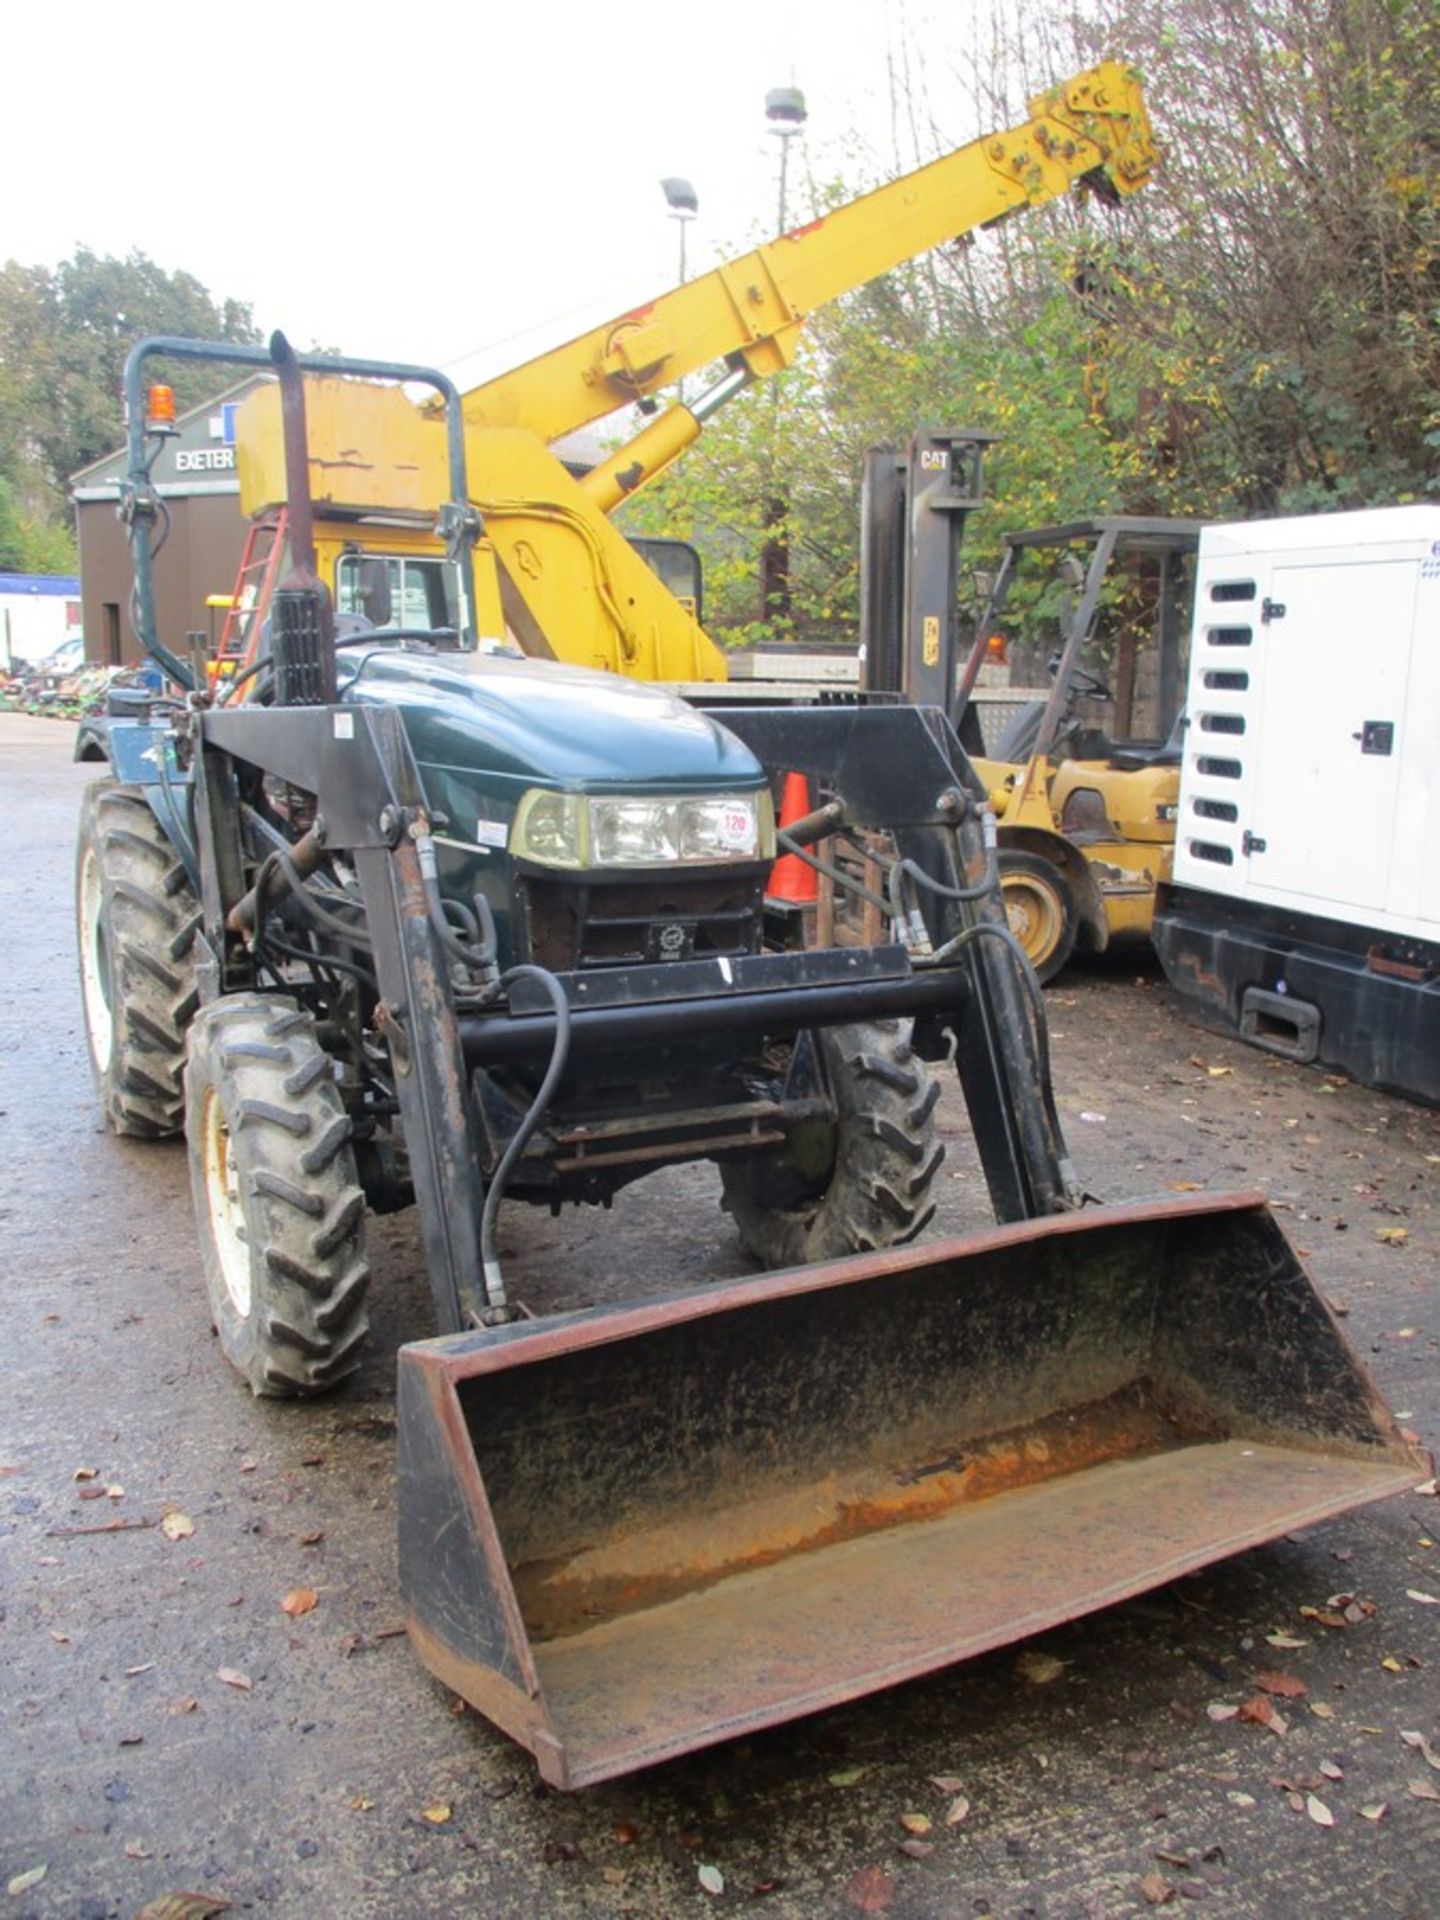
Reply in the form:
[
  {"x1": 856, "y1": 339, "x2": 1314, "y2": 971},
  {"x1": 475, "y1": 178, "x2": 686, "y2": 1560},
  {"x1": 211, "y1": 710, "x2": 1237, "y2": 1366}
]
[{"x1": 1107, "y1": 709, "x2": 1186, "y2": 772}]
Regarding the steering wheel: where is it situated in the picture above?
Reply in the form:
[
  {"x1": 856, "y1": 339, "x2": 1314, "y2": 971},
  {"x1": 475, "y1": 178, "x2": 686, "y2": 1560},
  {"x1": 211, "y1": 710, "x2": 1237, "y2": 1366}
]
[{"x1": 1046, "y1": 653, "x2": 1112, "y2": 702}]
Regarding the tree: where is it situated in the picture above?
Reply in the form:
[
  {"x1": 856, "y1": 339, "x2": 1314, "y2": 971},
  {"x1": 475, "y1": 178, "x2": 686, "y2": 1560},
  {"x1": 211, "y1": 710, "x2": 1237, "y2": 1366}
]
[{"x1": 0, "y1": 247, "x2": 261, "y2": 553}]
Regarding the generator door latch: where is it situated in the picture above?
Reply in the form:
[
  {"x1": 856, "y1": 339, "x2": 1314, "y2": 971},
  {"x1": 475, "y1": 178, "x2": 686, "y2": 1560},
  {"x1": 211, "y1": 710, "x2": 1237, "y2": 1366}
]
[
  {"x1": 1242, "y1": 829, "x2": 1267, "y2": 856},
  {"x1": 1354, "y1": 720, "x2": 1395, "y2": 756},
  {"x1": 1260, "y1": 597, "x2": 1286, "y2": 624}
]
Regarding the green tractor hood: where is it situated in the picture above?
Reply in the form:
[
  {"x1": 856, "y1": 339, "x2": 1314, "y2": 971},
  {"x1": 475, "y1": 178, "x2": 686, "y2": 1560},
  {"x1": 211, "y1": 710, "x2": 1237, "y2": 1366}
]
[{"x1": 341, "y1": 647, "x2": 762, "y2": 793}]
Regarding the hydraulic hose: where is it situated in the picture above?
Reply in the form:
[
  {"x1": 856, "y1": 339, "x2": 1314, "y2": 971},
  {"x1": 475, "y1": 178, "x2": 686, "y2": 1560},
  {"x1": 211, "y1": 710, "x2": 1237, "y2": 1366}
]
[{"x1": 478, "y1": 964, "x2": 572, "y2": 1315}]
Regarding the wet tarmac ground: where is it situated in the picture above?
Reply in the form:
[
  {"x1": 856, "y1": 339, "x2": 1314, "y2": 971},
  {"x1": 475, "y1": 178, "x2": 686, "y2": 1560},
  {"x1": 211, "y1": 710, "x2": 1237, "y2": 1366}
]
[{"x1": 2, "y1": 711, "x2": 1437, "y2": 1918}]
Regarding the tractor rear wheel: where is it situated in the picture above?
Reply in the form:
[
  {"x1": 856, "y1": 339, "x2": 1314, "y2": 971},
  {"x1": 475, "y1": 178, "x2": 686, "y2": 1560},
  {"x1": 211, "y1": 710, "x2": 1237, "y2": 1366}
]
[
  {"x1": 75, "y1": 779, "x2": 200, "y2": 1137},
  {"x1": 719, "y1": 1019, "x2": 943, "y2": 1269},
  {"x1": 184, "y1": 995, "x2": 371, "y2": 1397},
  {"x1": 998, "y1": 850, "x2": 1077, "y2": 984}
]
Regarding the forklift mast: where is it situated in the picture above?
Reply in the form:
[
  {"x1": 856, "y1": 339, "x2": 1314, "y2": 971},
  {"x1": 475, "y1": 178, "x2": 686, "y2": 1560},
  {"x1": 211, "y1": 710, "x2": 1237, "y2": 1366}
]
[{"x1": 858, "y1": 430, "x2": 995, "y2": 731}]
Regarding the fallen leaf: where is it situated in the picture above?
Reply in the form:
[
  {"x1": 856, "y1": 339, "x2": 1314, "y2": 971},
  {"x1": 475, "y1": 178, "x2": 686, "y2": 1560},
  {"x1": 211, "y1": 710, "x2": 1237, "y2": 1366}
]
[
  {"x1": 601, "y1": 1867, "x2": 627, "y2": 1887},
  {"x1": 1226, "y1": 1792, "x2": 1256, "y2": 1808},
  {"x1": 106, "y1": 1484, "x2": 125, "y2": 1499},
  {"x1": 216, "y1": 1667, "x2": 252, "y2": 1691},
  {"x1": 1206, "y1": 1703, "x2": 1239, "y2": 1722},
  {"x1": 1253, "y1": 1670, "x2": 1307, "y2": 1699},
  {"x1": 612, "y1": 1820, "x2": 641, "y2": 1846},
  {"x1": 298, "y1": 1530, "x2": 325, "y2": 1547},
  {"x1": 1139, "y1": 1872, "x2": 1176, "y2": 1905},
  {"x1": 125, "y1": 1663, "x2": 155, "y2": 1677},
  {"x1": 421, "y1": 1802, "x2": 452, "y2": 1824},
  {"x1": 928, "y1": 1773, "x2": 966, "y2": 1793},
  {"x1": 1238, "y1": 1695, "x2": 1288, "y2": 1735},
  {"x1": 1265, "y1": 1633, "x2": 1309, "y2": 1649},
  {"x1": 50, "y1": 1629, "x2": 70, "y2": 1645},
  {"x1": 1381, "y1": 1656, "x2": 1405, "y2": 1673},
  {"x1": 1407, "y1": 1779, "x2": 1440, "y2": 1802},
  {"x1": 1360, "y1": 1803, "x2": 1389, "y2": 1822},
  {"x1": 168, "y1": 1696, "x2": 199, "y2": 1716},
  {"x1": 898, "y1": 1812, "x2": 932, "y2": 1836},
  {"x1": 1406, "y1": 1589, "x2": 1439, "y2": 1606},
  {"x1": 349, "y1": 1795, "x2": 375, "y2": 1812},
  {"x1": 897, "y1": 1839, "x2": 934, "y2": 1859},
  {"x1": 1016, "y1": 1649, "x2": 1067, "y2": 1685},
  {"x1": 126, "y1": 1840, "x2": 156, "y2": 1860},
  {"x1": 1319, "y1": 1760, "x2": 1344, "y2": 1781},
  {"x1": 281, "y1": 1587, "x2": 318, "y2": 1618},
  {"x1": 1376, "y1": 1227, "x2": 1409, "y2": 1245},
  {"x1": 119, "y1": 1732, "x2": 145, "y2": 1747},
  {"x1": 1306, "y1": 1794, "x2": 1335, "y2": 1827},
  {"x1": 828, "y1": 1766, "x2": 868, "y2": 1787},
  {"x1": 7, "y1": 1865, "x2": 47, "y2": 1896},
  {"x1": 698, "y1": 1864, "x2": 724, "y2": 1896},
  {"x1": 73, "y1": 1467, "x2": 98, "y2": 1482},
  {"x1": 136, "y1": 1897, "x2": 232, "y2": 1920},
  {"x1": 160, "y1": 1511, "x2": 195, "y2": 1542},
  {"x1": 1400, "y1": 1730, "x2": 1440, "y2": 1772},
  {"x1": 1169, "y1": 1181, "x2": 1202, "y2": 1192},
  {"x1": 945, "y1": 1795, "x2": 971, "y2": 1827},
  {"x1": 1310, "y1": 1703, "x2": 1336, "y2": 1720},
  {"x1": 846, "y1": 1866, "x2": 896, "y2": 1913}
]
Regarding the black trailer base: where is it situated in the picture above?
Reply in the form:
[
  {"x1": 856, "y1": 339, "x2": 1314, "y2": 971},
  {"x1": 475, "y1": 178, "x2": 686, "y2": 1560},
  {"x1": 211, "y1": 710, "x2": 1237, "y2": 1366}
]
[{"x1": 1153, "y1": 884, "x2": 1439, "y2": 1108}]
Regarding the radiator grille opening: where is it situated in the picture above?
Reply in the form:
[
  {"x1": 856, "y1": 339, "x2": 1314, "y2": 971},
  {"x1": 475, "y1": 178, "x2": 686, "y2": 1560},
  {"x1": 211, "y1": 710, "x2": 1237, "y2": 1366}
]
[
  {"x1": 1206, "y1": 626, "x2": 1253, "y2": 647},
  {"x1": 1193, "y1": 797, "x2": 1239, "y2": 823},
  {"x1": 1188, "y1": 840, "x2": 1235, "y2": 865},
  {"x1": 1210, "y1": 580, "x2": 1256, "y2": 603},
  {"x1": 1196, "y1": 756, "x2": 1242, "y2": 780}
]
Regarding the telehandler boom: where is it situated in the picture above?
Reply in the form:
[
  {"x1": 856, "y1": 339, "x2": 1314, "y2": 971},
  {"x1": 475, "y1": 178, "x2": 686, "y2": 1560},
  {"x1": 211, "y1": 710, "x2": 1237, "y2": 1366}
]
[{"x1": 223, "y1": 63, "x2": 1157, "y2": 682}]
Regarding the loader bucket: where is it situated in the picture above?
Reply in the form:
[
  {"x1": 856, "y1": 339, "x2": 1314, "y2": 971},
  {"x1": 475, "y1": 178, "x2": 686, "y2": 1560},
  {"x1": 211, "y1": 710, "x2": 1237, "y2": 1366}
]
[{"x1": 397, "y1": 1191, "x2": 1425, "y2": 1789}]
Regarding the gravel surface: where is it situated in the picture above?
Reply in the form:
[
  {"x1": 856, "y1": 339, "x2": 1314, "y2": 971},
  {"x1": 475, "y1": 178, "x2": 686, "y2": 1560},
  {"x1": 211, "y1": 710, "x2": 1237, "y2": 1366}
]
[{"x1": 2, "y1": 710, "x2": 1437, "y2": 1919}]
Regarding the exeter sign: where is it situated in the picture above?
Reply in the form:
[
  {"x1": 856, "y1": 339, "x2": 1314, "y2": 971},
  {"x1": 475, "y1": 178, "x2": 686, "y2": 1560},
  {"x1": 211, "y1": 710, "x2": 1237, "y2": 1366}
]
[{"x1": 175, "y1": 448, "x2": 236, "y2": 473}]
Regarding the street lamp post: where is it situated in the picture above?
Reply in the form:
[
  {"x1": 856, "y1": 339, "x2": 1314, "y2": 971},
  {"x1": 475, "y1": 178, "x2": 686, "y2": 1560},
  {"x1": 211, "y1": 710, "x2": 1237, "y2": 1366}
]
[
  {"x1": 660, "y1": 176, "x2": 698, "y2": 283},
  {"x1": 761, "y1": 85, "x2": 806, "y2": 632},
  {"x1": 660, "y1": 177, "x2": 698, "y2": 405},
  {"x1": 765, "y1": 85, "x2": 807, "y2": 234}
]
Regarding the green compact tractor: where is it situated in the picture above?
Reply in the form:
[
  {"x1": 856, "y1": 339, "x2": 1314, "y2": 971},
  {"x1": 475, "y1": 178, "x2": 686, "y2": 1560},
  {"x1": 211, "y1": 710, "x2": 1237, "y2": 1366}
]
[{"x1": 74, "y1": 335, "x2": 1423, "y2": 1789}]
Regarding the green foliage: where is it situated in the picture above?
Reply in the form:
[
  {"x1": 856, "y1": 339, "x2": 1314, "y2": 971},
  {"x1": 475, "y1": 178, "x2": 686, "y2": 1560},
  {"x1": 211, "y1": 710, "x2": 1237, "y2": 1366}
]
[
  {"x1": 0, "y1": 475, "x2": 76, "y2": 573},
  {"x1": 0, "y1": 246, "x2": 260, "y2": 554},
  {"x1": 625, "y1": 0, "x2": 1439, "y2": 651}
]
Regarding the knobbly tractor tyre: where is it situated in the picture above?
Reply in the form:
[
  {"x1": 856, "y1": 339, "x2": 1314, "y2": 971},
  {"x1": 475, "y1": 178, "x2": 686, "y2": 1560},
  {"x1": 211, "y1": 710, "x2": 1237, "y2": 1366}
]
[
  {"x1": 720, "y1": 1019, "x2": 943, "y2": 1268},
  {"x1": 75, "y1": 779, "x2": 200, "y2": 1138},
  {"x1": 998, "y1": 849, "x2": 1077, "y2": 984},
  {"x1": 183, "y1": 994, "x2": 371, "y2": 1397}
]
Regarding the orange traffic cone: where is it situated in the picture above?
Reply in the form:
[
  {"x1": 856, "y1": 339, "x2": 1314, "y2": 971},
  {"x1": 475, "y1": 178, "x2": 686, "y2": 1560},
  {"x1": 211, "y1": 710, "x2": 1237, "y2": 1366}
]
[{"x1": 766, "y1": 771, "x2": 819, "y2": 904}]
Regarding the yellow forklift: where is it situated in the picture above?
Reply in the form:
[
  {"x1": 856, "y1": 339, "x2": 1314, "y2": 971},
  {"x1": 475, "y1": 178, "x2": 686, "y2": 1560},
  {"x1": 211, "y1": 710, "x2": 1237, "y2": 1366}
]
[{"x1": 961, "y1": 518, "x2": 1201, "y2": 980}]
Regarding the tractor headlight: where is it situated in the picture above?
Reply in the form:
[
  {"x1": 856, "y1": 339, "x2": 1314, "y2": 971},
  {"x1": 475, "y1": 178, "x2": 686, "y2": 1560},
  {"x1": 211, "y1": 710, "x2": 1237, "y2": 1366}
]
[{"x1": 511, "y1": 789, "x2": 773, "y2": 869}]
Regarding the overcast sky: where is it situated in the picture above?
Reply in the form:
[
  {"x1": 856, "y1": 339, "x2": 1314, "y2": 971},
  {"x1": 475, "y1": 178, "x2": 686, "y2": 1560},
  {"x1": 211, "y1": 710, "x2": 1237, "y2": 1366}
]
[{"x1": 8, "y1": 0, "x2": 1024, "y2": 391}]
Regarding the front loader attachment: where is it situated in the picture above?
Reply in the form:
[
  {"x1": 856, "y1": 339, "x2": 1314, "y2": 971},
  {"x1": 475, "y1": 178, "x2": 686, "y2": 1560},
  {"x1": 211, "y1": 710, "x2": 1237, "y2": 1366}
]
[{"x1": 398, "y1": 1192, "x2": 1424, "y2": 1789}]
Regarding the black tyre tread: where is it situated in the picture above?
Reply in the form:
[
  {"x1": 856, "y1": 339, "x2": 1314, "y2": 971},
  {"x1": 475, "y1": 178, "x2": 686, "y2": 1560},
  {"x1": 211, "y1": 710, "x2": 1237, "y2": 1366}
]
[
  {"x1": 76, "y1": 781, "x2": 200, "y2": 1138},
  {"x1": 720, "y1": 1020, "x2": 944, "y2": 1269},
  {"x1": 184, "y1": 994, "x2": 370, "y2": 1398}
]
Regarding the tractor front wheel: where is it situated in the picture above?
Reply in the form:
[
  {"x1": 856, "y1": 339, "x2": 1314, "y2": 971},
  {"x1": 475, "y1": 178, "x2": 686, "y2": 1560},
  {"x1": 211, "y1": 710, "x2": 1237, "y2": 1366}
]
[
  {"x1": 75, "y1": 779, "x2": 200, "y2": 1137},
  {"x1": 719, "y1": 1019, "x2": 943, "y2": 1269},
  {"x1": 184, "y1": 995, "x2": 371, "y2": 1397}
]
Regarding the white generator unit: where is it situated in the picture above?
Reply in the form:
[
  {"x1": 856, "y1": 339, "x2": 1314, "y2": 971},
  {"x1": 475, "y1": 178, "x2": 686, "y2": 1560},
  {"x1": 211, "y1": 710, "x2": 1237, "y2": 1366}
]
[{"x1": 1152, "y1": 504, "x2": 1440, "y2": 1105}]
